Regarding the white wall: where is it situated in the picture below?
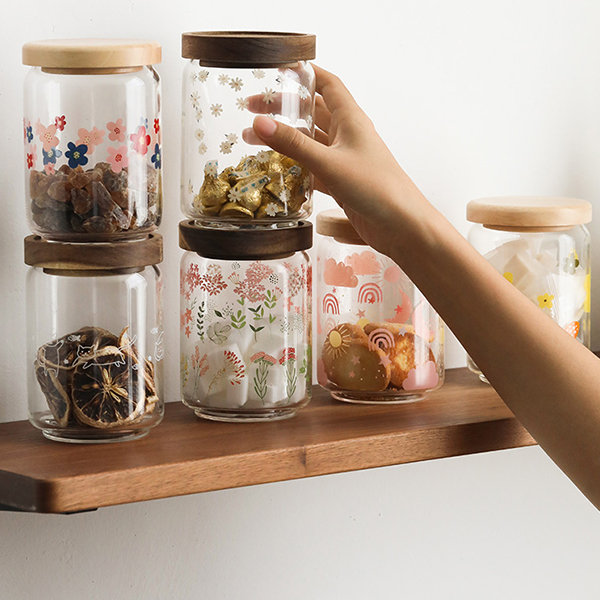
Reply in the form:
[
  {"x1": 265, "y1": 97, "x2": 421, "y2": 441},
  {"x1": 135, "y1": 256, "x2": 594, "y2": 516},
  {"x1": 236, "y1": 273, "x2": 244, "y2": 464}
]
[{"x1": 1, "y1": 1, "x2": 599, "y2": 598}]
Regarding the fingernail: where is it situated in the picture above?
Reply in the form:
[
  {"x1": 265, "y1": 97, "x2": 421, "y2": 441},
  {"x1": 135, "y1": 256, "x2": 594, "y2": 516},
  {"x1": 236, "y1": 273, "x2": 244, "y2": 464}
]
[{"x1": 254, "y1": 116, "x2": 277, "y2": 138}]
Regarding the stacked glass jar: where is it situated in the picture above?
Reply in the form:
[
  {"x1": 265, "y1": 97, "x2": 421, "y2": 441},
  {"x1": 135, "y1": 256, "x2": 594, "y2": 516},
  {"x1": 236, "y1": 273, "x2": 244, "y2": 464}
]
[
  {"x1": 22, "y1": 39, "x2": 165, "y2": 442},
  {"x1": 466, "y1": 196, "x2": 592, "y2": 382},
  {"x1": 179, "y1": 32, "x2": 316, "y2": 421}
]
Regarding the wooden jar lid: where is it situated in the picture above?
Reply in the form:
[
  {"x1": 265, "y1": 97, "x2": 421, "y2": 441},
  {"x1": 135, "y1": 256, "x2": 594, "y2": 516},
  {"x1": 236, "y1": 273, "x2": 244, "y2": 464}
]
[
  {"x1": 22, "y1": 39, "x2": 162, "y2": 73},
  {"x1": 316, "y1": 209, "x2": 367, "y2": 245},
  {"x1": 179, "y1": 220, "x2": 312, "y2": 260},
  {"x1": 467, "y1": 196, "x2": 592, "y2": 231},
  {"x1": 181, "y1": 31, "x2": 316, "y2": 67},
  {"x1": 24, "y1": 233, "x2": 163, "y2": 271}
]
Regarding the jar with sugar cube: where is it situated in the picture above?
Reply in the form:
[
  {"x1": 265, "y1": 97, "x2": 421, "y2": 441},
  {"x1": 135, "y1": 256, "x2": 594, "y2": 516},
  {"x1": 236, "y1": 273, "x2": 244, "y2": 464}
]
[
  {"x1": 181, "y1": 31, "x2": 315, "y2": 227},
  {"x1": 179, "y1": 220, "x2": 312, "y2": 421},
  {"x1": 466, "y1": 196, "x2": 591, "y2": 382}
]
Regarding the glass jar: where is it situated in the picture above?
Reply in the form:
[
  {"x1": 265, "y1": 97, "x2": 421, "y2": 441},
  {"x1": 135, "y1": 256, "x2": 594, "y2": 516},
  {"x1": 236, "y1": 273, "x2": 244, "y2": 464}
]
[
  {"x1": 181, "y1": 32, "x2": 315, "y2": 227},
  {"x1": 22, "y1": 39, "x2": 163, "y2": 241},
  {"x1": 179, "y1": 220, "x2": 312, "y2": 421},
  {"x1": 25, "y1": 234, "x2": 164, "y2": 442},
  {"x1": 466, "y1": 196, "x2": 591, "y2": 382},
  {"x1": 316, "y1": 210, "x2": 444, "y2": 403}
]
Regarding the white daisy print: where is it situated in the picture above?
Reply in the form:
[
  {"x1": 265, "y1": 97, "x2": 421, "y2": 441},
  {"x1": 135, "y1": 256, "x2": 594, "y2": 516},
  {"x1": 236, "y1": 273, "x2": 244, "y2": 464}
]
[
  {"x1": 265, "y1": 202, "x2": 280, "y2": 217},
  {"x1": 262, "y1": 88, "x2": 277, "y2": 104},
  {"x1": 225, "y1": 133, "x2": 238, "y2": 144},
  {"x1": 229, "y1": 77, "x2": 243, "y2": 91},
  {"x1": 228, "y1": 188, "x2": 244, "y2": 203},
  {"x1": 198, "y1": 143, "x2": 208, "y2": 155},
  {"x1": 218, "y1": 73, "x2": 229, "y2": 86},
  {"x1": 190, "y1": 91, "x2": 200, "y2": 108},
  {"x1": 306, "y1": 114, "x2": 313, "y2": 129},
  {"x1": 210, "y1": 104, "x2": 223, "y2": 117},
  {"x1": 195, "y1": 129, "x2": 205, "y2": 141},
  {"x1": 298, "y1": 85, "x2": 310, "y2": 100},
  {"x1": 280, "y1": 188, "x2": 291, "y2": 204},
  {"x1": 198, "y1": 70, "x2": 209, "y2": 82},
  {"x1": 204, "y1": 161, "x2": 218, "y2": 177},
  {"x1": 220, "y1": 141, "x2": 233, "y2": 154},
  {"x1": 256, "y1": 150, "x2": 271, "y2": 163},
  {"x1": 236, "y1": 97, "x2": 249, "y2": 111},
  {"x1": 252, "y1": 69, "x2": 265, "y2": 79},
  {"x1": 195, "y1": 109, "x2": 204, "y2": 121}
]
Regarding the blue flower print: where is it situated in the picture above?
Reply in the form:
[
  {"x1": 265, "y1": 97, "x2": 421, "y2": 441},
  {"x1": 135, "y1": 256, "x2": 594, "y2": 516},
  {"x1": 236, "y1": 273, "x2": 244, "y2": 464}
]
[
  {"x1": 151, "y1": 144, "x2": 161, "y2": 169},
  {"x1": 65, "y1": 142, "x2": 88, "y2": 168},
  {"x1": 26, "y1": 126, "x2": 33, "y2": 143},
  {"x1": 42, "y1": 147, "x2": 63, "y2": 165}
]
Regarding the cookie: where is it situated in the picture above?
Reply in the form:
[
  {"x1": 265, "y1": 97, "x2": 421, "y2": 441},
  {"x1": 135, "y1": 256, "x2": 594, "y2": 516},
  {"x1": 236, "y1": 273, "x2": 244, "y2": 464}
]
[
  {"x1": 322, "y1": 323, "x2": 390, "y2": 391},
  {"x1": 363, "y1": 321, "x2": 434, "y2": 388}
]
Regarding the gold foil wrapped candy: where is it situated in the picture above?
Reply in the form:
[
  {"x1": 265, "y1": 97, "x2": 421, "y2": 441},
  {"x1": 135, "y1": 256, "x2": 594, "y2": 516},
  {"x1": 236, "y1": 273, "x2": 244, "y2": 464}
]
[{"x1": 194, "y1": 150, "x2": 310, "y2": 221}]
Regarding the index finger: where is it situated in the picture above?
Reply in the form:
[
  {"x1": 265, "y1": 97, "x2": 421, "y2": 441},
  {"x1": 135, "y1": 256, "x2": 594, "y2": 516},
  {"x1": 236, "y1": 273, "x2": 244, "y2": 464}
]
[{"x1": 312, "y1": 64, "x2": 357, "y2": 112}]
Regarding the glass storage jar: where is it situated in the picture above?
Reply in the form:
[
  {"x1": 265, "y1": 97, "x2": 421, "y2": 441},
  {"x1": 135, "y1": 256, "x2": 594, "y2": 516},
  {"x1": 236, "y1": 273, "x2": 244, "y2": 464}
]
[
  {"x1": 25, "y1": 234, "x2": 164, "y2": 442},
  {"x1": 181, "y1": 32, "x2": 315, "y2": 227},
  {"x1": 466, "y1": 196, "x2": 591, "y2": 382},
  {"x1": 22, "y1": 39, "x2": 162, "y2": 241},
  {"x1": 179, "y1": 220, "x2": 312, "y2": 421},
  {"x1": 316, "y1": 210, "x2": 444, "y2": 403}
]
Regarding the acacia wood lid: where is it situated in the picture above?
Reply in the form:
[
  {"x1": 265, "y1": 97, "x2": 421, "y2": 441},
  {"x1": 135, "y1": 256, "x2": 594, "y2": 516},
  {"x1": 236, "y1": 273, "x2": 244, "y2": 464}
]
[
  {"x1": 24, "y1": 233, "x2": 163, "y2": 270},
  {"x1": 181, "y1": 31, "x2": 316, "y2": 66},
  {"x1": 179, "y1": 220, "x2": 312, "y2": 260},
  {"x1": 316, "y1": 209, "x2": 367, "y2": 245},
  {"x1": 467, "y1": 196, "x2": 592, "y2": 230},
  {"x1": 22, "y1": 39, "x2": 162, "y2": 71}
]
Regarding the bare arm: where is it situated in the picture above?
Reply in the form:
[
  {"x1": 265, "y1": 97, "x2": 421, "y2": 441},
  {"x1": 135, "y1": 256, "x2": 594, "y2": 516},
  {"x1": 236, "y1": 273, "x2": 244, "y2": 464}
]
[{"x1": 251, "y1": 65, "x2": 600, "y2": 508}]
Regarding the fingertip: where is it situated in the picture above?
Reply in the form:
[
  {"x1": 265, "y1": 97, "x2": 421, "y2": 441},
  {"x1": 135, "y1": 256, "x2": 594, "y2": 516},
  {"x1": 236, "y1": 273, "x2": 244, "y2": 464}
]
[{"x1": 253, "y1": 115, "x2": 278, "y2": 139}]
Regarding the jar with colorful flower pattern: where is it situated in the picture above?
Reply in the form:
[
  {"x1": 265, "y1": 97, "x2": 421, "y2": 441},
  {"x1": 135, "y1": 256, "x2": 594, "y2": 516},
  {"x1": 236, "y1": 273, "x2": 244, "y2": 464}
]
[
  {"x1": 179, "y1": 221, "x2": 312, "y2": 421},
  {"x1": 25, "y1": 234, "x2": 164, "y2": 442},
  {"x1": 181, "y1": 32, "x2": 315, "y2": 227},
  {"x1": 316, "y1": 210, "x2": 444, "y2": 403},
  {"x1": 466, "y1": 197, "x2": 591, "y2": 382},
  {"x1": 22, "y1": 39, "x2": 162, "y2": 241}
]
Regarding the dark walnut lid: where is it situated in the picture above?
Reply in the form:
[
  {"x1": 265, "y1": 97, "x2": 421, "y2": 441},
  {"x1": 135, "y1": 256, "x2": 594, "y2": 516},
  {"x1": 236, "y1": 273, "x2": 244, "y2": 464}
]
[
  {"x1": 181, "y1": 31, "x2": 316, "y2": 67},
  {"x1": 179, "y1": 220, "x2": 312, "y2": 260},
  {"x1": 24, "y1": 233, "x2": 163, "y2": 271}
]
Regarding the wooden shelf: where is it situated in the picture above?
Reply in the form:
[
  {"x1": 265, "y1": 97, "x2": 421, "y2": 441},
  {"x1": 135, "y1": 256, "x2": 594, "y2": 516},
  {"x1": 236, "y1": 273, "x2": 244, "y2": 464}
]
[{"x1": 0, "y1": 368, "x2": 535, "y2": 514}]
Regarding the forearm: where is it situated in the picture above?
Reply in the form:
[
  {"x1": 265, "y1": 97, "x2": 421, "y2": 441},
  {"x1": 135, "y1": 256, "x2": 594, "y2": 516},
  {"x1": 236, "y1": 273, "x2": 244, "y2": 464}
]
[{"x1": 389, "y1": 197, "x2": 600, "y2": 507}]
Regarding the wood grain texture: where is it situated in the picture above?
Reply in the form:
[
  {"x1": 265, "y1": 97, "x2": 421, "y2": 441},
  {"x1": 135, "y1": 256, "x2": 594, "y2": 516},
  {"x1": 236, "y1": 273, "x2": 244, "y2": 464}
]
[{"x1": 0, "y1": 368, "x2": 536, "y2": 513}]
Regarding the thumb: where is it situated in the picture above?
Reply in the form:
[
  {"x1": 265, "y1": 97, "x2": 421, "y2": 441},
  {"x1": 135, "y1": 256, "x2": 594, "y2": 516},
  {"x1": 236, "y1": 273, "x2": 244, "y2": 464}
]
[{"x1": 252, "y1": 116, "x2": 328, "y2": 173}]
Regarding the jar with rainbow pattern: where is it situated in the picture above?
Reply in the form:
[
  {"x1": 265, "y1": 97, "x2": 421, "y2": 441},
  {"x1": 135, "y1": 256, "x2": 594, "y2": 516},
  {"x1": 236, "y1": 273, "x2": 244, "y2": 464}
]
[{"x1": 316, "y1": 210, "x2": 444, "y2": 404}]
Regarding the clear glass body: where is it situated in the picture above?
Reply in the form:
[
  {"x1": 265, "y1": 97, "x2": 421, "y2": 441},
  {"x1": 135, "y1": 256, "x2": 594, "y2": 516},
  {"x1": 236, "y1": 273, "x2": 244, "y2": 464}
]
[
  {"x1": 180, "y1": 251, "x2": 312, "y2": 421},
  {"x1": 26, "y1": 265, "x2": 164, "y2": 442},
  {"x1": 467, "y1": 224, "x2": 591, "y2": 382},
  {"x1": 23, "y1": 66, "x2": 162, "y2": 241},
  {"x1": 316, "y1": 236, "x2": 444, "y2": 403},
  {"x1": 181, "y1": 61, "x2": 315, "y2": 227}
]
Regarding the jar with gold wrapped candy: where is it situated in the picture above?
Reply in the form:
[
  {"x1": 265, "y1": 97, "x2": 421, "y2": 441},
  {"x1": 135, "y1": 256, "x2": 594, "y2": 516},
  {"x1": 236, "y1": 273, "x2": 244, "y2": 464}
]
[
  {"x1": 181, "y1": 32, "x2": 315, "y2": 227},
  {"x1": 316, "y1": 210, "x2": 445, "y2": 403},
  {"x1": 22, "y1": 39, "x2": 163, "y2": 241},
  {"x1": 179, "y1": 221, "x2": 312, "y2": 421},
  {"x1": 25, "y1": 234, "x2": 164, "y2": 442}
]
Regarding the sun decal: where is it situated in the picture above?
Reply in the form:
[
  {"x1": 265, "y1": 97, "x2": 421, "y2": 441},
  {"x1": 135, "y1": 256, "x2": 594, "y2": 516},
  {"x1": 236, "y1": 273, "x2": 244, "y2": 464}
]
[{"x1": 323, "y1": 324, "x2": 352, "y2": 360}]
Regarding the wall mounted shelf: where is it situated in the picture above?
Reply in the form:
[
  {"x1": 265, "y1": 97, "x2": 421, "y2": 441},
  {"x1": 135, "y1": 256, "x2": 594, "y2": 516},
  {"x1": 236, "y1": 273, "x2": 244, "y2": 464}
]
[{"x1": 0, "y1": 368, "x2": 535, "y2": 514}]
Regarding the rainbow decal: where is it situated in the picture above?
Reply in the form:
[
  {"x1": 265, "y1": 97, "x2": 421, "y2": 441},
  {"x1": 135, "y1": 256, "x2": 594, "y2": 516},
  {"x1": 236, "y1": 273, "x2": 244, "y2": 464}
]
[
  {"x1": 367, "y1": 328, "x2": 395, "y2": 352},
  {"x1": 358, "y1": 282, "x2": 383, "y2": 304},
  {"x1": 322, "y1": 293, "x2": 340, "y2": 315},
  {"x1": 324, "y1": 317, "x2": 338, "y2": 334}
]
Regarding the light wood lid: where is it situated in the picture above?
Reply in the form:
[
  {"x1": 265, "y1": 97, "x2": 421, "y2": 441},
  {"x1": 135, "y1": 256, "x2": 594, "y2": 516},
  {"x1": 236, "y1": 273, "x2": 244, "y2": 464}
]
[
  {"x1": 316, "y1": 209, "x2": 367, "y2": 245},
  {"x1": 467, "y1": 196, "x2": 592, "y2": 229},
  {"x1": 22, "y1": 39, "x2": 161, "y2": 70},
  {"x1": 182, "y1": 31, "x2": 316, "y2": 66}
]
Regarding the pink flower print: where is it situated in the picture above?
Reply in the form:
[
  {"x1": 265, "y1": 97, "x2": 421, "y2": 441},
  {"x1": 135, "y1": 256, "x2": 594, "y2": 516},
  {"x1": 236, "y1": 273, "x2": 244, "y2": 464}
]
[
  {"x1": 26, "y1": 150, "x2": 36, "y2": 169},
  {"x1": 180, "y1": 312, "x2": 186, "y2": 329},
  {"x1": 55, "y1": 115, "x2": 66, "y2": 131},
  {"x1": 130, "y1": 125, "x2": 151, "y2": 155},
  {"x1": 107, "y1": 118, "x2": 126, "y2": 142},
  {"x1": 107, "y1": 145, "x2": 129, "y2": 173},
  {"x1": 44, "y1": 163, "x2": 55, "y2": 175},
  {"x1": 77, "y1": 127, "x2": 104, "y2": 154},
  {"x1": 153, "y1": 118, "x2": 160, "y2": 134},
  {"x1": 36, "y1": 122, "x2": 59, "y2": 152},
  {"x1": 184, "y1": 308, "x2": 193, "y2": 324},
  {"x1": 184, "y1": 325, "x2": 191, "y2": 338}
]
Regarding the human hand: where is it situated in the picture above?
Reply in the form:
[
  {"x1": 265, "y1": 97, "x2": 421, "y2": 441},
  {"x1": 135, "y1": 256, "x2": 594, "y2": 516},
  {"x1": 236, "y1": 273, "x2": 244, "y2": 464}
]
[{"x1": 248, "y1": 65, "x2": 432, "y2": 258}]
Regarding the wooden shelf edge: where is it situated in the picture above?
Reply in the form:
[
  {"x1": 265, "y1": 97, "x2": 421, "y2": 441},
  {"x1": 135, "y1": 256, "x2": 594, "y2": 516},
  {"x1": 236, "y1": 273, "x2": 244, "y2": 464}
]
[{"x1": 0, "y1": 368, "x2": 536, "y2": 514}]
